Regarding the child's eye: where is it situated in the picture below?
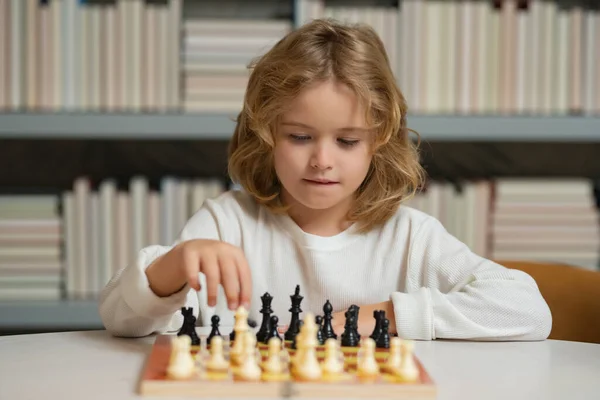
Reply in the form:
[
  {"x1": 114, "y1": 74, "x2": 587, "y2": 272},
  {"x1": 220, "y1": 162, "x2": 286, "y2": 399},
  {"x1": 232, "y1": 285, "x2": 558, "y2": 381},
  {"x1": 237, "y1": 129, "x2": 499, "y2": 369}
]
[
  {"x1": 338, "y1": 138, "x2": 360, "y2": 147},
  {"x1": 290, "y1": 134, "x2": 311, "y2": 141}
]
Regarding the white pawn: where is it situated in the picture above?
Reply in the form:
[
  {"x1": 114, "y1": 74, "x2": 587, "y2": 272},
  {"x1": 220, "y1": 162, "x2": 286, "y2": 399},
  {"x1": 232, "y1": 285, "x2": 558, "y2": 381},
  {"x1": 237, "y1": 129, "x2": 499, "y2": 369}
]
[
  {"x1": 167, "y1": 335, "x2": 197, "y2": 380},
  {"x1": 205, "y1": 336, "x2": 229, "y2": 373},
  {"x1": 384, "y1": 337, "x2": 402, "y2": 373},
  {"x1": 230, "y1": 306, "x2": 249, "y2": 365},
  {"x1": 263, "y1": 337, "x2": 285, "y2": 374},
  {"x1": 235, "y1": 331, "x2": 261, "y2": 381},
  {"x1": 398, "y1": 340, "x2": 419, "y2": 382},
  {"x1": 356, "y1": 338, "x2": 379, "y2": 381},
  {"x1": 321, "y1": 338, "x2": 346, "y2": 381},
  {"x1": 292, "y1": 313, "x2": 322, "y2": 382}
]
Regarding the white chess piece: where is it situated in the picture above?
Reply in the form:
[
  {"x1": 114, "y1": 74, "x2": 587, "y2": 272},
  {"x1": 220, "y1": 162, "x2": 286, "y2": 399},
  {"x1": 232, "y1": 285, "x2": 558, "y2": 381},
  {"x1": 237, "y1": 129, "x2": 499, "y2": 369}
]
[
  {"x1": 384, "y1": 337, "x2": 402, "y2": 373},
  {"x1": 321, "y1": 338, "x2": 345, "y2": 376},
  {"x1": 230, "y1": 306, "x2": 249, "y2": 365},
  {"x1": 263, "y1": 337, "x2": 285, "y2": 374},
  {"x1": 397, "y1": 340, "x2": 419, "y2": 382},
  {"x1": 166, "y1": 335, "x2": 197, "y2": 380},
  {"x1": 356, "y1": 338, "x2": 380, "y2": 380},
  {"x1": 292, "y1": 313, "x2": 322, "y2": 381},
  {"x1": 205, "y1": 336, "x2": 229, "y2": 373},
  {"x1": 235, "y1": 331, "x2": 261, "y2": 381}
]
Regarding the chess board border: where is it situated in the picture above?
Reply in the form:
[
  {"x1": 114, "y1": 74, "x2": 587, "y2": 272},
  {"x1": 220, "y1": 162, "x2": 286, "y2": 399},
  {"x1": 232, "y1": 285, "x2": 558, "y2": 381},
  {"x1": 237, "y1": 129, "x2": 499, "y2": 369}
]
[{"x1": 138, "y1": 334, "x2": 437, "y2": 398}]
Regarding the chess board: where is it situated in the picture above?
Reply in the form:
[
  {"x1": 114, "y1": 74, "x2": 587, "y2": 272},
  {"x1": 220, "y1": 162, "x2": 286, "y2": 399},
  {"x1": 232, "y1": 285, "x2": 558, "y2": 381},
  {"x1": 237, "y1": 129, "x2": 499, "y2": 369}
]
[{"x1": 139, "y1": 334, "x2": 436, "y2": 398}]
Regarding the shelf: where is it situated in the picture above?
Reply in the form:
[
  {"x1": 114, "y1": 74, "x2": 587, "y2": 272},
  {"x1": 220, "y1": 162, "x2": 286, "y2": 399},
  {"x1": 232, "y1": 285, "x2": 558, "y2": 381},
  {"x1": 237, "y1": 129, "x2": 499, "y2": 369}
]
[
  {"x1": 0, "y1": 112, "x2": 599, "y2": 141},
  {"x1": 0, "y1": 300, "x2": 103, "y2": 331}
]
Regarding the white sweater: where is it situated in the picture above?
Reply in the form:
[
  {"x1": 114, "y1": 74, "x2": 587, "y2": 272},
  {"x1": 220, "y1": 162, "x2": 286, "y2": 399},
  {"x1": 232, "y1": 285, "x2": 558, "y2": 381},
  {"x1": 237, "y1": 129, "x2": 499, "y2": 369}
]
[{"x1": 99, "y1": 190, "x2": 552, "y2": 341}]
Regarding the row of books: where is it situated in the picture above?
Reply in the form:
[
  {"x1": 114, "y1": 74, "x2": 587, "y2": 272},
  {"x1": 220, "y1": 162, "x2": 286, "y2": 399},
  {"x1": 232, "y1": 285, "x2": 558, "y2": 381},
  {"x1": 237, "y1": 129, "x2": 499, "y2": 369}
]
[
  {"x1": 0, "y1": 176, "x2": 598, "y2": 300},
  {"x1": 1, "y1": 0, "x2": 599, "y2": 116}
]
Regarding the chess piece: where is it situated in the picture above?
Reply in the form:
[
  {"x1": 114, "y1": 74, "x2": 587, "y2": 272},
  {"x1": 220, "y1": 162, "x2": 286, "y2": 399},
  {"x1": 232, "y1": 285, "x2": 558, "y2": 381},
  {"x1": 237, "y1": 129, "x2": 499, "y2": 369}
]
[
  {"x1": 205, "y1": 336, "x2": 229, "y2": 373},
  {"x1": 177, "y1": 307, "x2": 200, "y2": 346},
  {"x1": 397, "y1": 340, "x2": 419, "y2": 382},
  {"x1": 285, "y1": 285, "x2": 303, "y2": 341},
  {"x1": 384, "y1": 337, "x2": 402, "y2": 374},
  {"x1": 315, "y1": 316, "x2": 325, "y2": 345},
  {"x1": 376, "y1": 319, "x2": 390, "y2": 349},
  {"x1": 356, "y1": 338, "x2": 379, "y2": 382},
  {"x1": 256, "y1": 292, "x2": 273, "y2": 343},
  {"x1": 261, "y1": 337, "x2": 290, "y2": 382},
  {"x1": 341, "y1": 315, "x2": 360, "y2": 347},
  {"x1": 166, "y1": 335, "x2": 197, "y2": 380},
  {"x1": 291, "y1": 313, "x2": 322, "y2": 382},
  {"x1": 207, "y1": 315, "x2": 222, "y2": 345},
  {"x1": 348, "y1": 305, "x2": 360, "y2": 339},
  {"x1": 229, "y1": 306, "x2": 249, "y2": 365},
  {"x1": 370, "y1": 310, "x2": 384, "y2": 342},
  {"x1": 291, "y1": 320, "x2": 304, "y2": 349},
  {"x1": 266, "y1": 315, "x2": 282, "y2": 343},
  {"x1": 320, "y1": 300, "x2": 337, "y2": 340},
  {"x1": 321, "y1": 338, "x2": 349, "y2": 382},
  {"x1": 234, "y1": 331, "x2": 261, "y2": 382}
]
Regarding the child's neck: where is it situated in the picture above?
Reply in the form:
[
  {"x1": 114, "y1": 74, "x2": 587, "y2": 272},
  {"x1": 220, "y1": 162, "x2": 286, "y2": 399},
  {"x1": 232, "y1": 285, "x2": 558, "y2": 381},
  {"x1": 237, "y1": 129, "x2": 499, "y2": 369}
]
[{"x1": 283, "y1": 197, "x2": 354, "y2": 237}]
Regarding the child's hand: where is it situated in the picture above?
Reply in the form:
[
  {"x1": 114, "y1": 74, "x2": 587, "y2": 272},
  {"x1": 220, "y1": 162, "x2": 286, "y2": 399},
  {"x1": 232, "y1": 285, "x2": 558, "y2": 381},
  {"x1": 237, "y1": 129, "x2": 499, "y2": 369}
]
[
  {"x1": 331, "y1": 301, "x2": 396, "y2": 337},
  {"x1": 145, "y1": 239, "x2": 252, "y2": 311}
]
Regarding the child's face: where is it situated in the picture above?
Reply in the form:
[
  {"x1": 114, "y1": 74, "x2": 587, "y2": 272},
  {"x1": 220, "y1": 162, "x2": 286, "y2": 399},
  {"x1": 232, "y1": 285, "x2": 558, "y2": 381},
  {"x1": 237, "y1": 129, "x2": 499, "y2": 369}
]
[{"x1": 273, "y1": 79, "x2": 373, "y2": 215}]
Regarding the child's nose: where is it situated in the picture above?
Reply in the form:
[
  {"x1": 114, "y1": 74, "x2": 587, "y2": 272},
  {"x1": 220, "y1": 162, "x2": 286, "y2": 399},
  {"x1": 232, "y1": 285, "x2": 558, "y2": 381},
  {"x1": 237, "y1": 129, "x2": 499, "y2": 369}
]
[{"x1": 310, "y1": 143, "x2": 334, "y2": 170}]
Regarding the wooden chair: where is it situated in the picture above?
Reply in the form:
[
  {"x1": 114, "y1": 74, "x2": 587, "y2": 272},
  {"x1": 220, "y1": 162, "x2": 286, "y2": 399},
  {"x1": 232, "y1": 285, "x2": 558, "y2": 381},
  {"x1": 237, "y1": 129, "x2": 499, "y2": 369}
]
[{"x1": 497, "y1": 260, "x2": 600, "y2": 344}]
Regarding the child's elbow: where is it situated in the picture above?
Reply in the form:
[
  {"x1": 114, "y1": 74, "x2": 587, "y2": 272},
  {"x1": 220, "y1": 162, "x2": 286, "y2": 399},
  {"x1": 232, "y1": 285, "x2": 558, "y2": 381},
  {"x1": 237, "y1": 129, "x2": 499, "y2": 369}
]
[{"x1": 521, "y1": 289, "x2": 553, "y2": 341}]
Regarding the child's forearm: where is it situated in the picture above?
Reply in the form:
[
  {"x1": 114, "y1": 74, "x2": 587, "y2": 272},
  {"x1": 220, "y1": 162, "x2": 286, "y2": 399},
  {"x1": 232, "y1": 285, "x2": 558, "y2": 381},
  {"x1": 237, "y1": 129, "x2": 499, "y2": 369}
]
[{"x1": 145, "y1": 244, "x2": 188, "y2": 297}]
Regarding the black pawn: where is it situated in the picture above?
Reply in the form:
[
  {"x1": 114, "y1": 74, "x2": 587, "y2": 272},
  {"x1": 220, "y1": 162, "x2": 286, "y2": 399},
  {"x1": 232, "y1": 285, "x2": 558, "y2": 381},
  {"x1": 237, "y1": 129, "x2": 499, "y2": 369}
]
[
  {"x1": 376, "y1": 319, "x2": 391, "y2": 349},
  {"x1": 320, "y1": 300, "x2": 337, "y2": 340},
  {"x1": 207, "y1": 315, "x2": 221, "y2": 345},
  {"x1": 285, "y1": 285, "x2": 303, "y2": 341},
  {"x1": 177, "y1": 307, "x2": 200, "y2": 346},
  {"x1": 256, "y1": 292, "x2": 273, "y2": 343},
  {"x1": 315, "y1": 315, "x2": 325, "y2": 345},
  {"x1": 266, "y1": 315, "x2": 282, "y2": 343},
  {"x1": 341, "y1": 315, "x2": 360, "y2": 347}
]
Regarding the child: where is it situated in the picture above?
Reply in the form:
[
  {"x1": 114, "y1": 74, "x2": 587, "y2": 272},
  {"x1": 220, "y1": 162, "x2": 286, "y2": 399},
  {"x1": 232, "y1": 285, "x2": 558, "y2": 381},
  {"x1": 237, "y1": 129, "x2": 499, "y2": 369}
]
[{"x1": 99, "y1": 19, "x2": 551, "y2": 341}]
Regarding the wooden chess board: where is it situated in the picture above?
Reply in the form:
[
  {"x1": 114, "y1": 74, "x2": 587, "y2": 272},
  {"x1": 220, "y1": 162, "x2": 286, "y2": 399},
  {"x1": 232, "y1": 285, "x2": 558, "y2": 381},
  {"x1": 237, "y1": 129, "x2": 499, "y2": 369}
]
[{"x1": 139, "y1": 334, "x2": 436, "y2": 398}]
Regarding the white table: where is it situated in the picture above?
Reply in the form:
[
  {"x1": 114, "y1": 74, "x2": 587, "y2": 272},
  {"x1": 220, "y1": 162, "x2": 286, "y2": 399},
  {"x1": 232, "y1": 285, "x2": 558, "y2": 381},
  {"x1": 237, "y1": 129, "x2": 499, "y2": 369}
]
[{"x1": 1, "y1": 328, "x2": 599, "y2": 400}]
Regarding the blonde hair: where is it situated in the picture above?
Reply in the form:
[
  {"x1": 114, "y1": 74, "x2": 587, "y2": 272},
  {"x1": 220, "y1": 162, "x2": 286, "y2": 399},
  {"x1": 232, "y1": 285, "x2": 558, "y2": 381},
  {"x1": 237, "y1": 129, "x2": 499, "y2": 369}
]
[{"x1": 228, "y1": 18, "x2": 426, "y2": 233}]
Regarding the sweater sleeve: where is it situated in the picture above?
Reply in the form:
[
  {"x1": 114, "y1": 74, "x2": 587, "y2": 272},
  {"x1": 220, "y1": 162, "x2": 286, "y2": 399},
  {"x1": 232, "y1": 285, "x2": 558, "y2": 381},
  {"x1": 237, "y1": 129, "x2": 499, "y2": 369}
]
[
  {"x1": 98, "y1": 205, "x2": 222, "y2": 338},
  {"x1": 390, "y1": 217, "x2": 553, "y2": 341}
]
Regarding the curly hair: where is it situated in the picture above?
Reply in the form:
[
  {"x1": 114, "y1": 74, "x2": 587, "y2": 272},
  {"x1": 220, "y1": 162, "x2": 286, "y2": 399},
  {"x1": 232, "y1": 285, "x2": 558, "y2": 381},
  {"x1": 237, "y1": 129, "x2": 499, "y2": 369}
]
[{"x1": 228, "y1": 18, "x2": 426, "y2": 233}]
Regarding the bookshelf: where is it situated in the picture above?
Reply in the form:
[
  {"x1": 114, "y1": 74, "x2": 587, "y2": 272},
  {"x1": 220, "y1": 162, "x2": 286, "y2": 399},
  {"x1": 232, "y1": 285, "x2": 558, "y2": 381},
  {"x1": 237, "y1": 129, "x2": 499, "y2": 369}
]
[
  {"x1": 1, "y1": 113, "x2": 599, "y2": 141},
  {"x1": 0, "y1": 300, "x2": 103, "y2": 334}
]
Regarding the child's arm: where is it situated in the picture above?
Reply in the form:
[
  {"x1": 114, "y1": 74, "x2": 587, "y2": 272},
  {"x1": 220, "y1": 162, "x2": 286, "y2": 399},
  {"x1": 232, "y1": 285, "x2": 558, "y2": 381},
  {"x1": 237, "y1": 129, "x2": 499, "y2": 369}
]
[
  {"x1": 99, "y1": 202, "x2": 244, "y2": 338},
  {"x1": 390, "y1": 217, "x2": 552, "y2": 341}
]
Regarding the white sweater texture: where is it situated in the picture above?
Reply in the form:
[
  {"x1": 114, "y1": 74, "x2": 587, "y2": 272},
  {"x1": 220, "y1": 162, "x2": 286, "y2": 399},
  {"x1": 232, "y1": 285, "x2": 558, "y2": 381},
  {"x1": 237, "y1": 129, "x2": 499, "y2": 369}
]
[{"x1": 99, "y1": 190, "x2": 552, "y2": 341}]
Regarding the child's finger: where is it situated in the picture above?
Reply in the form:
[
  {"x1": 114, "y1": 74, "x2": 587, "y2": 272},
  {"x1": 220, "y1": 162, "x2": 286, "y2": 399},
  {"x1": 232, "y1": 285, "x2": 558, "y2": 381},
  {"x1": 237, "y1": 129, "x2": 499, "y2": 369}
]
[
  {"x1": 235, "y1": 252, "x2": 252, "y2": 309},
  {"x1": 218, "y1": 256, "x2": 241, "y2": 310},
  {"x1": 181, "y1": 246, "x2": 201, "y2": 291},
  {"x1": 201, "y1": 253, "x2": 220, "y2": 307}
]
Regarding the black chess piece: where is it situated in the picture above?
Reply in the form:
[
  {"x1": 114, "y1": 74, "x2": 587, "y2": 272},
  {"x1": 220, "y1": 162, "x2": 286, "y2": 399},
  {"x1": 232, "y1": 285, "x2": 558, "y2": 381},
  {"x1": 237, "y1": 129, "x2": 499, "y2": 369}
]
[
  {"x1": 315, "y1": 315, "x2": 325, "y2": 345},
  {"x1": 370, "y1": 310, "x2": 385, "y2": 342},
  {"x1": 348, "y1": 304, "x2": 360, "y2": 339},
  {"x1": 291, "y1": 320, "x2": 304, "y2": 349},
  {"x1": 177, "y1": 307, "x2": 200, "y2": 346},
  {"x1": 341, "y1": 315, "x2": 359, "y2": 347},
  {"x1": 376, "y1": 319, "x2": 391, "y2": 349},
  {"x1": 284, "y1": 285, "x2": 303, "y2": 341},
  {"x1": 320, "y1": 300, "x2": 337, "y2": 340},
  {"x1": 256, "y1": 292, "x2": 273, "y2": 343},
  {"x1": 207, "y1": 315, "x2": 221, "y2": 345},
  {"x1": 266, "y1": 315, "x2": 282, "y2": 343}
]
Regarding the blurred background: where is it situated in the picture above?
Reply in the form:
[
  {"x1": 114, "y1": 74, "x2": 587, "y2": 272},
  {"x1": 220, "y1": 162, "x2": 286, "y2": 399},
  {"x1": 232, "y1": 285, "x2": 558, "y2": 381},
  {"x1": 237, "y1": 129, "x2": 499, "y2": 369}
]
[{"x1": 0, "y1": 0, "x2": 598, "y2": 335}]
